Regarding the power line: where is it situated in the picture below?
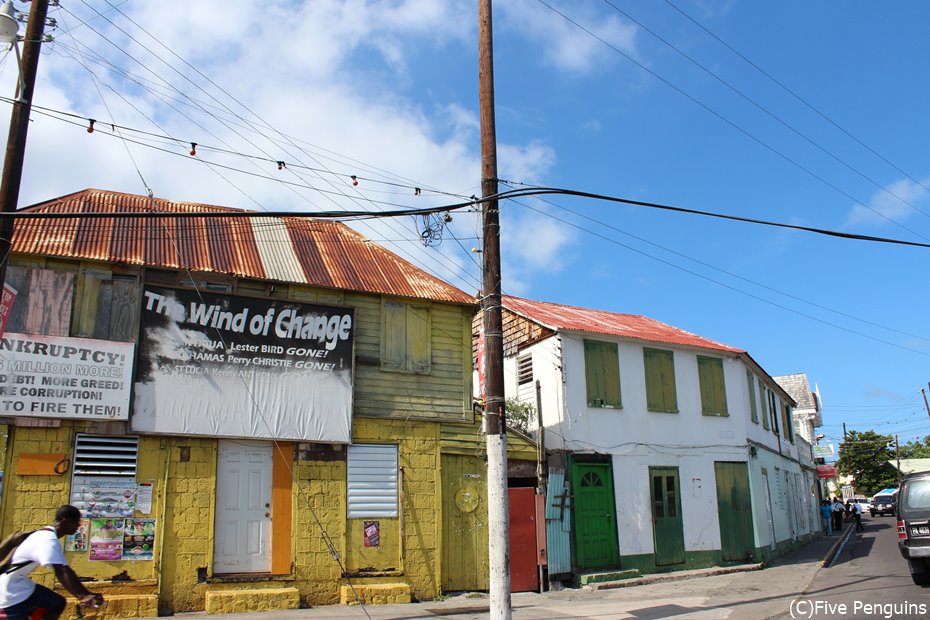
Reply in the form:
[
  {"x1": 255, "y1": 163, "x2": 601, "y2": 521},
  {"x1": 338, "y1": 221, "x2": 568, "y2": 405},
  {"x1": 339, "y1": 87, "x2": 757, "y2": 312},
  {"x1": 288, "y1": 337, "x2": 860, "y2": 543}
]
[{"x1": 534, "y1": 0, "x2": 930, "y2": 242}]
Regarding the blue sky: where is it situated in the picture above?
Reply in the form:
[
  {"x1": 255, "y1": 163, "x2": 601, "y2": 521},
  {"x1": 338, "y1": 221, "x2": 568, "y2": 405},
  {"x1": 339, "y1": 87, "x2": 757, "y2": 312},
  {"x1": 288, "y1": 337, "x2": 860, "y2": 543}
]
[{"x1": 0, "y1": 0, "x2": 928, "y2": 449}]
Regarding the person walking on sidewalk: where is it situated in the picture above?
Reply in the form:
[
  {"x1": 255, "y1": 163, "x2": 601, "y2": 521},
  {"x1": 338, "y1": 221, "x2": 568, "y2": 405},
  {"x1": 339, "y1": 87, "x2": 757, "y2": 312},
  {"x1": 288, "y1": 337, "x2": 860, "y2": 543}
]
[
  {"x1": 851, "y1": 499, "x2": 864, "y2": 531},
  {"x1": 819, "y1": 500, "x2": 833, "y2": 535},
  {"x1": 831, "y1": 498, "x2": 845, "y2": 533}
]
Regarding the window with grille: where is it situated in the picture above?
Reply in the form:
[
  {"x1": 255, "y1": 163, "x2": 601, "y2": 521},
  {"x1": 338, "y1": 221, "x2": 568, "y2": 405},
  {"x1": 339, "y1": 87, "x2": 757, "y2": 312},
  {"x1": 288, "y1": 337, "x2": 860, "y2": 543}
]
[
  {"x1": 517, "y1": 354, "x2": 533, "y2": 386},
  {"x1": 69, "y1": 435, "x2": 139, "y2": 517}
]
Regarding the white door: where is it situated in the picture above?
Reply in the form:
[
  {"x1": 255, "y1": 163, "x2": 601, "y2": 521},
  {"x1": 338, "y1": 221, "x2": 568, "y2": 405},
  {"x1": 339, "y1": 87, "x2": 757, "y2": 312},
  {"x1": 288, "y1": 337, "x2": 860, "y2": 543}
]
[
  {"x1": 213, "y1": 440, "x2": 273, "y2": 573},
  {"x1": 762, "y1": 471, "x2": 776, "y2": 550}
]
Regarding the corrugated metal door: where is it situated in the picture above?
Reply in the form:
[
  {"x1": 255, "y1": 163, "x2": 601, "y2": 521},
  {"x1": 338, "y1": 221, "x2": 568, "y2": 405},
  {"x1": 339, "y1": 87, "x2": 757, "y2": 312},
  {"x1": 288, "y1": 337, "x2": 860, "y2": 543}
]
[
  {"x1": 714, "y1": 462, "x2": 755, "y2": 562},
  {"x1": 441, "y1": 454, "x2": 489, "y2": 591},
  {"x1": 545, "y1": 467, "x2": 572, "y2": 576},
  {"x1": 508, "y1": 487, "x2": 539, "y2": 592}
]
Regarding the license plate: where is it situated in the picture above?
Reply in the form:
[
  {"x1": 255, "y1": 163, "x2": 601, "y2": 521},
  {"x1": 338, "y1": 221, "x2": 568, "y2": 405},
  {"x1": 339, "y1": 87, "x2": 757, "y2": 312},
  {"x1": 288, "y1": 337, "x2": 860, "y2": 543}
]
[{"x1": 912, "y1": 525, "x2": 930, "y2": 536}]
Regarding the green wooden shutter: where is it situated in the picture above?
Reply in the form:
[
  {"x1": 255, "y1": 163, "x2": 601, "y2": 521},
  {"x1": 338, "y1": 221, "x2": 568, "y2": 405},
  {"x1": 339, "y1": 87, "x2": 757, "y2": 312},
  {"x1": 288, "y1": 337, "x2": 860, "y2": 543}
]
[
  {"x1": 698, "y1": 356, "x2": 728, "y2": 416},
  {"x1": 382, "y1": 300, "x2": 407, "y2": 371},
  {"x1": 783, "y1": 404, "x2": 794, "y2": 443},
  {"x1": 584, "y1": 340, "x2": 621, "y2": 408},
  {"x1": 760, "y1": 385, "x2": 770, "y2": 429},
  {"x1": 644, "y1": 348, "x2": 677, "y2": 413},
  {"x1": 769, "y1": 392, "x2": 780, "y2": 434},
  {"x1": 747, "y1": 371, "x2": 758, "y2": 423},
  {"x1": 407, "y1": 304, "x2": 431, "y2": 374}
]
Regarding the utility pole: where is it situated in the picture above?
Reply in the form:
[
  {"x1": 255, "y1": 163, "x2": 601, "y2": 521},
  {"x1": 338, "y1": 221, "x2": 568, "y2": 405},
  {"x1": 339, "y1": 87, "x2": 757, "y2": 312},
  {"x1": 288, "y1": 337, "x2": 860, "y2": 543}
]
[
  {"x1": 922, "y1": 387, "x2": 930, "y2": 422},
  {"x1": 0, "y1": 0, "x2": 49, "y2": 291},
  {"x1": 478, "y1": 1, "x2": 510, "y2": 617}
]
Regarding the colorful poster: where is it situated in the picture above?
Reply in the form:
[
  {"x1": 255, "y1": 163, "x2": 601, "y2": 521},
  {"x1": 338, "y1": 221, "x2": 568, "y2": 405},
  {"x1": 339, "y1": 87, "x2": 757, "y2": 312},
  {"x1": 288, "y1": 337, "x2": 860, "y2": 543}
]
[
  {"x1": 89, "y1": 518, "x2": 125, "y2": 561},
  {"x1": 71, "y1": 477, "x2": 136, "y2": 517},
  {"x1": 64, "y1": 518, "x2": 89, "y2": 552},
  {"x1": 363, "y1": 521, "x2": 380, "y2": 548},
  {"x1": 122, "y1": 519, "x2": 155, "y2": 561}
]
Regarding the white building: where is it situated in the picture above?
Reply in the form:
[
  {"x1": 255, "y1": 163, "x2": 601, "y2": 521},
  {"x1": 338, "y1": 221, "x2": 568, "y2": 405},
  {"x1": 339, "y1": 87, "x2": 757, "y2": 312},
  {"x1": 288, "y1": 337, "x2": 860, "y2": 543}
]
[
  {"x1": 773, "y1": 373, "x2": 823, "y2": 445},
  {"x1": 499, "y1": 296, "x2": 820, "y2": 577}
]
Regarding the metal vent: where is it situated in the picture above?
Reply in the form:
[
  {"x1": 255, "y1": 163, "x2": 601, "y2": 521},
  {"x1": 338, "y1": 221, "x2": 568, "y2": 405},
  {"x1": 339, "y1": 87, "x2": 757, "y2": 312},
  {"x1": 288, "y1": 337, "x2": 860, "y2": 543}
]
[
  {"x1": 73, "y1": 435, "x2": 139, "y2": 477},
  {"x1": 517, "y1": 354, "x2": 533, "y2": 386},
  {"x1": 70, "y1": 435, "x2": 139, "y2": 517},
  {"x1": 347, "y1": 444, "x2": 398, "y2": 519}
]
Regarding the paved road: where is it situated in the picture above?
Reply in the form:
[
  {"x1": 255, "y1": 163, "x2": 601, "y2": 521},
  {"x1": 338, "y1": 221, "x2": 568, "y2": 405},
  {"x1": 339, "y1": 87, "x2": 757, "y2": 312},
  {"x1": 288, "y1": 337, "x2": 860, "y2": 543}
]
[{"x1": 788, "y1": 514, "x2": 930, "y2": 620}]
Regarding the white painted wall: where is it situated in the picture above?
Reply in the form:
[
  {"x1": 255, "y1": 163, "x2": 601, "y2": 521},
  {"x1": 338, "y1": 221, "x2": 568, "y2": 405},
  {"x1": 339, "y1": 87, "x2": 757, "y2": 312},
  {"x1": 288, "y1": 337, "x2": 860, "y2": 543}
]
[{"x1": 501, "y1": 330, "x2": 816, "y2": 561}]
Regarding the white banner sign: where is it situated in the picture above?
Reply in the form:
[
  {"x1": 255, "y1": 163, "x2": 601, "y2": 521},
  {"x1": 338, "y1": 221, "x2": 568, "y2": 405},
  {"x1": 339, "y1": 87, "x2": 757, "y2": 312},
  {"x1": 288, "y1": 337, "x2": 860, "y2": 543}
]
[
  {"x1": 813, "y1": 444, "x2": 835, "y2": 458},
  {"x1": 132, "y1": 286, "x2": 354, "y2": 442},
  {"x1": 0, "y1": 333, "x2": 134, "y2": 420}
]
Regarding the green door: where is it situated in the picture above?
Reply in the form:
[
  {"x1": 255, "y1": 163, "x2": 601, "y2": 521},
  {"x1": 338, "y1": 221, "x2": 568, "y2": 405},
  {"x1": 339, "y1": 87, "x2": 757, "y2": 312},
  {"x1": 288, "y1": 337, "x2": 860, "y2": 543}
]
[
  {"x1": 714, "y1": 462, "x2": 756, "y2": 562},
  {"x1": 650, "y1": 467, "x2": 685, "y2": 566},
  {"x1": 571, "y1": 462, "x2": 619, "y2": 568}
]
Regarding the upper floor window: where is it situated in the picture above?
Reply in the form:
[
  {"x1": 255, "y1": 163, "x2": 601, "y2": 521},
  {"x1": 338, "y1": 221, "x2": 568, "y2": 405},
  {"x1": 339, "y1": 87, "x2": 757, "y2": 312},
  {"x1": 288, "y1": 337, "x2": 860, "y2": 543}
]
[
  {"x1": 584, "y1": 339, "x2": 621, "y2": 408},
  {"x1": 782, "y1": 403, "x2": 795, "y2": 443},
  {"x1": 747, "y1": 370, "x2": 759, "y2": 424},
  {"x1": 760, "y1": 385, "x2": 770, "y2": 430},
  {"x1": 769, "y1": 391, "x2": 780, "y2": 434},
  {"x1": 381, "y1": 300, "x2": 431, "y2": 374},
  {"x1": 517, "y1": 354, "x2": 533, "y2": 386},
  {"x1": 698, "y1": 356, "x2": 728, "y2": 416},
  {"x1": 643, "y1": 348, "x2": 678, "y2": 413}
]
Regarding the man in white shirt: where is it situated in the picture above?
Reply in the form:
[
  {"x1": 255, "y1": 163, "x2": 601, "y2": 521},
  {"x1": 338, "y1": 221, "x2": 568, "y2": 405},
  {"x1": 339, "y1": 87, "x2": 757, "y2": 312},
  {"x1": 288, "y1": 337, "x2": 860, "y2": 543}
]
[
  {"x1": 852, "y1": 500, "x2": 865, "y2": 532},
  {"x1": 0, "y1": 505, "x2": 103, "y2": 620}
]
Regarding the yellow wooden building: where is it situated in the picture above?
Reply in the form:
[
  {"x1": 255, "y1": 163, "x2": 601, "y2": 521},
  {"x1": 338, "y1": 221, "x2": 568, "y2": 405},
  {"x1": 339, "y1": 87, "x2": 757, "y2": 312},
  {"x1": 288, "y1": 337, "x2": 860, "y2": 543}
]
[{"x1": 0, "y1": 189, "x2": 535, "y2": 617}]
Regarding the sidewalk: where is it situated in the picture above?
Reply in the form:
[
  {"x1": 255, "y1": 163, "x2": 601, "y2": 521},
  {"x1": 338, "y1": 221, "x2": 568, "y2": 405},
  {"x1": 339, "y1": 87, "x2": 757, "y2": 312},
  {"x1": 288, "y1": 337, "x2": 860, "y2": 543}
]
[{"x1": 182, "y1": 528, "x2": 852, "y2": 620}]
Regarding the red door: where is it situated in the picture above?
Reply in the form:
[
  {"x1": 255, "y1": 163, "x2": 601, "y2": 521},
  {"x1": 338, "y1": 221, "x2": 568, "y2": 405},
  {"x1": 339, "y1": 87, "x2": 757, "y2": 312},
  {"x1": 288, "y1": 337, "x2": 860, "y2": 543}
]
[{"x1": 508, "y1": 487, "x2": 539, "y2": 592}]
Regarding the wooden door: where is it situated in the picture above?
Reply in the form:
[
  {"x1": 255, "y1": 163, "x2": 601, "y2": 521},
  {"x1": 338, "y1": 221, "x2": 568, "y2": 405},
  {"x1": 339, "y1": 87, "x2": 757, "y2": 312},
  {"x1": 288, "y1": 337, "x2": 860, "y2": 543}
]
[
  {"x1": 508, "y1": 487, "x2": 539, "y2": 592},
  {"x1": 441, "y1": 454, "x2": 489, "y2": 591},
  {"x1": 213, "y1": 440, "x2": 272, "y2": 573},
  {"x1": 571, "y1": 462, "x2": 619, "y2": 569},
  {"x1": 650, "y1": 467, "x2": 685, "y2": 566},
  {"x1": 714, "y1": 462, "x2": 755, "y2": 562}
]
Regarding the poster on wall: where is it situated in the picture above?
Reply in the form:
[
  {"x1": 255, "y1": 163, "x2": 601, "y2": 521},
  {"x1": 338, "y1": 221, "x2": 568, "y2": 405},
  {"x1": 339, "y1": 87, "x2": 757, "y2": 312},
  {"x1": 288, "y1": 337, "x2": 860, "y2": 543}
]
[
  {"x1": 89, "y1": 519, "x2": 125, "y2": 561},
  {"x1": 70, "y1": 477, "x2": 136, "y2": 517},
  {"x1": 132, "y1": 286, "x2": 354, "y2": 442},
  {"x1": 0, "y1": 333, "x2": 134, "y2": 420},
  {"x1": 64, "y1": 519, "x2": 90, "y2": 552},
  {"x1": 136, "y1": 481, "x2": 154, "y2": 514},
  {"x1": 122, "y1": 519, "x2": 156, "y2": 560},
  {"x1": 364, "y1": 521, "x2": 380, "y2": 548}
]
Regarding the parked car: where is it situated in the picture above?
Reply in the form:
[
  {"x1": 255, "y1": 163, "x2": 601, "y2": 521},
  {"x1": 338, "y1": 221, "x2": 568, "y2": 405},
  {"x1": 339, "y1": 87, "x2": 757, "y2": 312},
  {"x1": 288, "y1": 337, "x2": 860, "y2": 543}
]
[
  {"x1": 897, "y1": 470, "x2": 930, "y2": 586},
  {"x1": 853, "y1": 497, "x2": 871, "y2": 512},
  {"x1": 871, "y1": 492, "x2": 897, "y2": 517}
]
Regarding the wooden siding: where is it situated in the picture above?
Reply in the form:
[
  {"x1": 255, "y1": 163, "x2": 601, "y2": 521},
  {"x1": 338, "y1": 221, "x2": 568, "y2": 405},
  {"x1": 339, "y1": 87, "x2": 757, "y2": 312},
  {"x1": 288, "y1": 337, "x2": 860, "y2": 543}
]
[
  {"x1": 472, "y1": 307, "x2": 555, "y2": 364},
  {"x1": 10, "y1": 257, "x2": 475, "y2": 424}
]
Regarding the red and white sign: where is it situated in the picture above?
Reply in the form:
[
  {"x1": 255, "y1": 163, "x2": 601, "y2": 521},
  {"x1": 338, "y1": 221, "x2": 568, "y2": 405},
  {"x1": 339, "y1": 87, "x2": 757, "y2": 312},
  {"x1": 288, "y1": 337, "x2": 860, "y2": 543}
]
[
  {"x1": 0, "y1": 284, "x2": 16, "y2": 338},
  {"x1": 817, "y1": 464, "x2": 837, "y2": 479}
]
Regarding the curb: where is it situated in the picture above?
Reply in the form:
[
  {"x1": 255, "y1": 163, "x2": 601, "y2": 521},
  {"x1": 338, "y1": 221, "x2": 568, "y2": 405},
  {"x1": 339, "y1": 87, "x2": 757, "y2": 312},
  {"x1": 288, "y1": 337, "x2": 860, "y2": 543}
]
[
  {"x1": 820, "y1": 523, "x2": 855, "y2": 567},
  {"x1": 588, "y1": 562, "x2": 764, "y2": 591}
]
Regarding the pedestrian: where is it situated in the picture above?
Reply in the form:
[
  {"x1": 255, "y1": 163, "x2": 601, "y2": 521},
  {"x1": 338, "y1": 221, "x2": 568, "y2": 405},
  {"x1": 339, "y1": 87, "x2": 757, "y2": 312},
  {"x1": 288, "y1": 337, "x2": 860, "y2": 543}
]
[
  {"x1": 852, "y1": 499, "x2": 864, "y2": 532},
  {"x1": 819, "y1": 500, "x2": 832, "y2": 535},
  {"x1": 831, "y1": 498, "x2": 845, "y2": 532},
  {"x1": 844, "y1": 499, "x2": 853, "y2": 522},
  {"x1": 0, "y1": 505, "x2": 104, "y2": 620}
]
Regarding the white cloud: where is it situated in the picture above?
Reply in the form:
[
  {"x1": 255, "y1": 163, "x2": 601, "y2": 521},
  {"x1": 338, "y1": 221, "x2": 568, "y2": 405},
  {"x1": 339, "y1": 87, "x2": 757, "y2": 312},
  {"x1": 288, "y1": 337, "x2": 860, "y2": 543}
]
[
  {"x1": 506, "y1": 212, "x2": 576, "y2": 274},
  {"x1": 500, "y1": 0, "x2": 638, "y2": 74},
  {"x1": 498, "y1": 141, "x2": 556, "y2": 184},
  {"x1": 847, "y1": 176, "x2": 930, "y2": 226}
]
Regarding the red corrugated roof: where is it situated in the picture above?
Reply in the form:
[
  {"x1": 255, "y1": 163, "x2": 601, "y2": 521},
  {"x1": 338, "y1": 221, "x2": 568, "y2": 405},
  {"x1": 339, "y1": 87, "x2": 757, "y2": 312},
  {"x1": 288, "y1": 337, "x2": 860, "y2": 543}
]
[
  {"x1": 503, "y1": 295, "x2": 743, "y2": 353},
  {"x1": 12, "y1": 189, "x2": 475, "y2": 305}
]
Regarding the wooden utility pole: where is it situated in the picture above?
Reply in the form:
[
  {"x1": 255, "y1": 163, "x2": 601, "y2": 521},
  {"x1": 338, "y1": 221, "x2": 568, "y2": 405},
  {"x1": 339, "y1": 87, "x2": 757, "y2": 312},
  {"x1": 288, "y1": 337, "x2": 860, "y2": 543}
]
[
  {"x1": 478, "y1": 0, "x2": 510, "y2": 617},
  {"x1": 0, "y1": 0, "x2": 48, "y2": 292},
  {"x1": 922, "y1": 387, "x2": 930, "y2": 422}
]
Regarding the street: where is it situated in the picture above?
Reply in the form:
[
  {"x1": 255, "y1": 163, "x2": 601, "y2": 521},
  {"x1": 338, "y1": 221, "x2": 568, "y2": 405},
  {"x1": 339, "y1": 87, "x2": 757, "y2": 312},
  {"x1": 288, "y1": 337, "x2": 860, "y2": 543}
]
[
  {"x1": 194, "y1": 518, "x2": 928, "y2": 620},
  {"x1": 789, "y1": 513, "x2": 930, "y2": 620}
]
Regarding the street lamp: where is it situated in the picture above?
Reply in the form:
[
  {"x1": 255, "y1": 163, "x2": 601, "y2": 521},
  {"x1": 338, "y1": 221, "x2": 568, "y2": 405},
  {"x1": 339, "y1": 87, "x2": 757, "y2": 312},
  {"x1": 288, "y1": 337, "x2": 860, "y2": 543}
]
[{"x1": 0, "y1": 1, "x2": 23, "y2": 99}]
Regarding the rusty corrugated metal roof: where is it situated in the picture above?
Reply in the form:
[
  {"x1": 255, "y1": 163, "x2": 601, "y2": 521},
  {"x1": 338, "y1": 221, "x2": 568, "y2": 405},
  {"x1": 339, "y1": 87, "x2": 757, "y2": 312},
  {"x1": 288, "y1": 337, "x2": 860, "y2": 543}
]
[
  {"x1": 503, "y1": 295, "x2": 743, "y2": 354},
  {"x1": 12, "y1": 189, "x2": 475, "y2": 305}
]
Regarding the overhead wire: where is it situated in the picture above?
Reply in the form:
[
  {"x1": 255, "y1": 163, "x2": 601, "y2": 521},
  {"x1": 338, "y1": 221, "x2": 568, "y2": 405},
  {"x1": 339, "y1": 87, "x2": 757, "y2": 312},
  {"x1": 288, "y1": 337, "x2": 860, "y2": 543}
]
[
  {"x1": 534, "y1": 0, "x2": 930, "y2": 242},
  {"x1": 662, "y1": 0, "x2": 930, "y2": 200}
]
